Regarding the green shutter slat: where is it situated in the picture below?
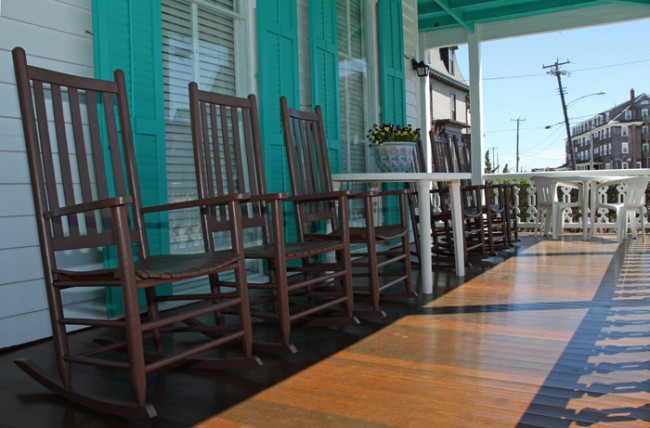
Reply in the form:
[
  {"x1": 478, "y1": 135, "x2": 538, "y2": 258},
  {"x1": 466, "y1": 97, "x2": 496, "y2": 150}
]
[
  {"x1": 257, "y1": 0, "x2": 299, "y2": 240},
  {"x1": 378, "y1": 0, "x2": 407, "y2": 222},
  {"x1": 309, "y1": 0, "x2": 341, "y2": 173},
  {"x1": 93, "y1": 0, "x2": 169, "y2": 316},
  {"x1": 378, "y1": 0, "x2": 406, "y2": 125}
]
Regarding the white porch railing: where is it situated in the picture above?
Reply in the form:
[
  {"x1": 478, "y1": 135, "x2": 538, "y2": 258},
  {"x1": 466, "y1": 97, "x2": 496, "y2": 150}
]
[{"x1": 484, "y1": 169, "x2": 650, "y2": 233}]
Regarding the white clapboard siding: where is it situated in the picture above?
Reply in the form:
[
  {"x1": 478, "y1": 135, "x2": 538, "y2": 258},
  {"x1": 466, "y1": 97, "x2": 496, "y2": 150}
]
[
  {"x1": 0, "y1": 0, "x2": 95, "y2": 349},
  {"x1": 0, "y1": 216, "x2": 39, "y2": 249},
  {"x1": 0, "y1": 118, "x2": 26, "y2": 152}
]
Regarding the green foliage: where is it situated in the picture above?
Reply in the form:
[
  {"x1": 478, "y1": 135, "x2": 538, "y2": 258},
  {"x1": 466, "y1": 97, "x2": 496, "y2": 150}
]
[{"x1": 367, "y1": 124, "x2": 420, "y2": 144}]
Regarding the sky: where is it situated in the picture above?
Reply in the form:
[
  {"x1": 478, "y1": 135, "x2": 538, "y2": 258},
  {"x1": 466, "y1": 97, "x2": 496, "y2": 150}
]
[{"x1": 455, "y1": 17, "x2": 650, "y2": 172}]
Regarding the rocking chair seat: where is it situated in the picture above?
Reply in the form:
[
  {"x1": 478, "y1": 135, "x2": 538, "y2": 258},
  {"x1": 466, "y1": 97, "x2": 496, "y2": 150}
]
[
  {"x1": 306, "y1": 224, "x2": 407, "y2": 242},
  {"x1": 245, "y1": 241, "x2": 347, "y2": 260},
  {"x1": 135, "y1": 251, "x2": 242, "y2": 280},
  {"x1": 51, "y1": 250, "x2": 240, "y2": 283},
  {"x1": 349, "y1": 224, "x2": 408, "y2": 241}
]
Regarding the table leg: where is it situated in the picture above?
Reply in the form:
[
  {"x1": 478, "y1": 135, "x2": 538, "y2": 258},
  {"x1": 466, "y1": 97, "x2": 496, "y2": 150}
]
[
  {"x1": 582, "y1": 180, "x2": 589, "y2": 240},
  {"x1": 589, "y1": 181, "x2": 597, "y2": 240},
  {"x1": 417, "y1": 180, "x2": 433, "y2": 294},
  {"x1": 448, "y1": 181, "x2": 466, "y2": 278}
]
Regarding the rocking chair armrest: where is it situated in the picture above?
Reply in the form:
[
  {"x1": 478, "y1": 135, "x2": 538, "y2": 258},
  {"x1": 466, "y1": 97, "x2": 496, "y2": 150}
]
[
  {"x1": 287, "y1": 190, "x2": 351, "y2": 203},
  {"x1": 350, "y1": 188, "x2": 410, "y2": 199},
  {"x1": 44, "y1": 196, "x2": 133, "y2": 219},
  {"x1": 250, "y1": 192, "x2": 289, "y2": 203},
  {"x1": 142, "y1": 193, "x2": 251, "y2": 214}
]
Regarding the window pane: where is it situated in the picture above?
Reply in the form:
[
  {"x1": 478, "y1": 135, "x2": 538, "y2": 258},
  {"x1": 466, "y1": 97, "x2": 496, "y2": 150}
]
[
  {"x1": 162, "y1": 0, "x2": 237, "y2": 253},
  {"x1": 338, "y1": 0, "x2": 368, "y2": 175}
]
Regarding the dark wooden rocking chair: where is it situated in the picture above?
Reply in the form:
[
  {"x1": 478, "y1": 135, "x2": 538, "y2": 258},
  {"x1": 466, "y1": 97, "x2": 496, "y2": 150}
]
[
  {"x1": 188, "y1": 84, "x2": 356, "y2": 354},
  {"x1": 408, "y1": 131, "x2": 486, "y2": 266},
  {"x1": 453, "y1": 137, "x2": 513, "y2": 255},
  {"x1": 11, "y1": 47, "x2": 261, "y2": 419},
  {"x1": 280, "y1": 97, "x2": 415, "y2": 317}
]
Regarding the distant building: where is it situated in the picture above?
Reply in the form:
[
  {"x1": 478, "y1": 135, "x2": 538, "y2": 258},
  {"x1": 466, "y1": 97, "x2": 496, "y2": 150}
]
[
  {"x1": 427, "y1": 47, "x2": 471, "y2": 148},
  {"x1": 570, "y1": 90, "x2": 650, "y2": 170}
]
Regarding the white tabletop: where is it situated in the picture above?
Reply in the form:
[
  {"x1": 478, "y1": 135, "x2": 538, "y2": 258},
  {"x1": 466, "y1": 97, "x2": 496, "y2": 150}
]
[
  {"x1": 332, "y1": 172, "x2": 471, "y2": 182},
  {"x1": 332, "y1": 171, "x2": 470, "y2": 293}
]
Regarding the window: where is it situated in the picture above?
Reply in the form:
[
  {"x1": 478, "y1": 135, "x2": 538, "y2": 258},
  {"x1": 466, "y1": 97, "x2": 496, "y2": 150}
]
[
  {"x1": 643, "y1": 126, "x2": 649, "y2": 137},
  {"x1": 162, "y1": 0, "x2": 248, "y2": 253},
  {"x1": 338, "y1": 0, "x2": 373, "y2": 174},
  {"x1": 440, "y1": 47, "x2": 454, "y2": 74},
  {"x1": 644, "y1": 143, "x2": 649, "y2": 153},
  {"x1": 624, "y1": 110, "x2": 632, "y2": 120},
  {"x1": 450, "y1": 93, "x2": 457, "y2": 120},
  {"x1": 642, "y1": 108, "x2": 649, "y2": 119},
  {"x1": 622, "y1": 142, "x2": 629, "y2": 154},
  {"x1": 622, "y1": 126, "x2": 628, "y2": 137},
  {"x1": 622, "y1": 162, "x2": 629, "y2": 169},
  {"x1": 636, "y1": 161, "x2": 642, "y2": 169},
  {"x1": 608, "y1": 143, "x2": 611, "y2": 154}
]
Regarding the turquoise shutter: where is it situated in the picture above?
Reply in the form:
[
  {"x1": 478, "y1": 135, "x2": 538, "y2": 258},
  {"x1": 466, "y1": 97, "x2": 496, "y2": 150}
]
[
  {"x1": 257, "y1": 0, "x2": 299, "y2": 195},
  {"x1": 378, "y1": 0, "x2": 406, "y2": 125},
  {"x1": 93, "y1": 0, "x2": 169, "y2": 316},
  {"x1": 257, "y1": 0, "x2": 300, "y2": 240},
  {"x1": 309, "y1": 0, "x2": 341, "y2": 172},
  {"x1": 378, "y1": 0, "x2": 406, "y2": 220}
]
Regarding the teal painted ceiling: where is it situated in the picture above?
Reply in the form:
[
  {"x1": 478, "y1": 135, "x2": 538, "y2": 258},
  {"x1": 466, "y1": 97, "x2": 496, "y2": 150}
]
[{"x1": 418, "y1": 0, "x2": 650, "y2": 33}]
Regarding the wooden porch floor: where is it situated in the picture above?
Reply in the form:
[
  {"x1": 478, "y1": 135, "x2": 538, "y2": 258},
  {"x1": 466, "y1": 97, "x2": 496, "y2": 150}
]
[{"x1": 1, "y1": 235, "x2": 649, "y2": 427}]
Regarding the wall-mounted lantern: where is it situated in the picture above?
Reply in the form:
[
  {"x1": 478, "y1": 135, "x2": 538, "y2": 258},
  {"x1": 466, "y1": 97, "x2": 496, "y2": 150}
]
[{"x1": 411, "y1": 59, "x2": 430, "y2": 77}]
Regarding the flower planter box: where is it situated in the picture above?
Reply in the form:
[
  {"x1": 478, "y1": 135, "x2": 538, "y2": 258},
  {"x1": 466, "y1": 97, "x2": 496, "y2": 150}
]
[{"x1": 374, "y1": 141, "x2": 418, "y2": 173}]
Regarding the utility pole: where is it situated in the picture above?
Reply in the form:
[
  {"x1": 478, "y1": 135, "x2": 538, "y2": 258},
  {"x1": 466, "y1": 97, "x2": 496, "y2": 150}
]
[
  {"x1": 511, "y1": 117, "x2": 525, "y2": 172},
  {"x1": 543, "y1": 59, "x2": 575, "y2": 170}
]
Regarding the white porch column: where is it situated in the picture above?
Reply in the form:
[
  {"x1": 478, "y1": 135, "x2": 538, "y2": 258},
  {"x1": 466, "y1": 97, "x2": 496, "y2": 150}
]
[
  {"x1": 418, "y1": 35, "x2": 432, "y2": 172},
  {"x1": 468, "y1": 29, "x2": 484, "y2": 184}
]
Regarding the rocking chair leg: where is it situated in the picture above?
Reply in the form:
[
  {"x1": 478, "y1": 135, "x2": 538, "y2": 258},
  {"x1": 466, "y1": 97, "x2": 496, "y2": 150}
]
[{"x1": 144, "y1": 287, "x2": 163, "y2": 355}]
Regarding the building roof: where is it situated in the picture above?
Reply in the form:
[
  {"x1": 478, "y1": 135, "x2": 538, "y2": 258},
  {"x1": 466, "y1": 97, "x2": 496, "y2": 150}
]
[
  {"x1": 573, "y1": 92, "x2": 650, "y2": 136},
  {"x1": 427, "y1": 47, "x2": 470, "y2": 92}
]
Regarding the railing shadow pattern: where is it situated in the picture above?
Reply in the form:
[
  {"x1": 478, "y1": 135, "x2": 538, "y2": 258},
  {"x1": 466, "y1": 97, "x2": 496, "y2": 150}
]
[{"x1": 517, "y1": 239, "x2": 650, "y2": 427}]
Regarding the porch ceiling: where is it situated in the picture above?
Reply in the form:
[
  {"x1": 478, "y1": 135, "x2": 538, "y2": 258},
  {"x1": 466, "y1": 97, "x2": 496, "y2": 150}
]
[{"x1": 417, "y1": 0, "x2": 649, "y2": 33}]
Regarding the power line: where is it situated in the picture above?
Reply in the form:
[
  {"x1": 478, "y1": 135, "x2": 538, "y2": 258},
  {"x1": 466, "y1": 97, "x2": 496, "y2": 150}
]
[{"x1": 482, "y1": 58, "x2": 650, "y2": 81}]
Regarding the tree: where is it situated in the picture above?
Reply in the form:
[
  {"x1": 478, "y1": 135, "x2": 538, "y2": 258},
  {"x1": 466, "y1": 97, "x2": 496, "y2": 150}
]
[{"x1": 484, "y1": 150, "x2": 498, "y2": 173}]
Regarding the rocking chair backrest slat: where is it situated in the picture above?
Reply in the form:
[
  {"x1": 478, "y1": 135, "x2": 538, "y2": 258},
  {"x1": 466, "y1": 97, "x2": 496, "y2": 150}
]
[
  {"x1": 189, "y1": 84, "x2": 269, "y2": 239},
  {"x1": 429, "y1": 130, "x2": 454, "y2": 174},
  {"x1": 13, "y1": 47, "x2": 144, "y2": 257},
  {"x1": 280, "y1": 97, "x2": 339, "y2": 235},
  {"x1": 453, "y1": 136, "x2": 471, "y2": 174}
]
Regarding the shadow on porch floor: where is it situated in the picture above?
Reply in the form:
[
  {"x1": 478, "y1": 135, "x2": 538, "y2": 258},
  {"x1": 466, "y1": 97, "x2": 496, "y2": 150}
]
[{"x1": 1, "y1": 234, "x2": 648, "y2": 427}]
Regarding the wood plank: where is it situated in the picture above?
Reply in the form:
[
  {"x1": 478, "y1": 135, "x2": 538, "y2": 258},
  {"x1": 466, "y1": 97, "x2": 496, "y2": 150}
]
[
  {"x1": 2, "y1": 235, "x2": 649, "y2": 426},
  {"x1": 200, "y1": 236, "x2": 650, "y2": 427}
]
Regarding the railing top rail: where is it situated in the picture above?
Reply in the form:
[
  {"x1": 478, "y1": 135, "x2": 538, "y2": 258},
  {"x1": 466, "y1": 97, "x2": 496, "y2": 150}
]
[{"x1": 486, "y1": 169, "x2": 650, "y2": 181}]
